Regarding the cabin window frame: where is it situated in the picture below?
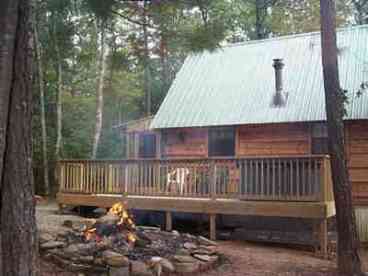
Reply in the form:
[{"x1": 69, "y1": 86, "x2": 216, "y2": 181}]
[
  {"x1": 208, "y1": 127, "x2": 236, "y2": 157},
  {"x1": 138, "y1": 132, "x2": 157, "y2": 158},
  {"x1": 311, "y1": 123, "x2": 329, "y2": 154}
]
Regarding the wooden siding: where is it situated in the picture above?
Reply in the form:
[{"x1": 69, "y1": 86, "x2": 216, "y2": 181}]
[
  {"x1": 161, "y1": 128, "x2": 208, "y2": 158},
  {"x1": 237, "y1": 124, "x2": 310, "y2": 156},
  {"x1": 346, "y1": 121, "x2": 368, "y2": 204}
]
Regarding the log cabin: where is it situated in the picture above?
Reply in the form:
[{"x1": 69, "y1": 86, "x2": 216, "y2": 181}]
[{"x1": 58, "y1": 25, "x2": 368, "y2": 251}]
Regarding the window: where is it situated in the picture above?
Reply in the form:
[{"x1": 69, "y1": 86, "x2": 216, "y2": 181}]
[
  {"x1": 311, "y1": 123, "x2": 328, "y2": 154},
  {"x1": 138, "y1": 133, "x2": 156, "y2": 158},
  {"x1": 208, "y1": 127, "x2": 235, "y2": 157}
]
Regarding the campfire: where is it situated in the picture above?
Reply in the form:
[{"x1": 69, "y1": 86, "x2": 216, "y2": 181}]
[
  {"x1": 40, "y1": 202, "x2": 221, "y2": 275},
  {"x1": 82, "y1": 202, "x2": 137, "y2": 245}
]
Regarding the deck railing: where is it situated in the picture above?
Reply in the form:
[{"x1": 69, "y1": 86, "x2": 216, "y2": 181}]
[{"x1": 57, "y1": 155, "x2": 333, "y2": 202}]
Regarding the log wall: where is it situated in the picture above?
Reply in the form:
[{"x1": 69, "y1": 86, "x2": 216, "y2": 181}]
[
  {"x1": 346, "y1": 120, "x2": 368, "y2": 205},
  {"x1": 237, "y1": 123, "x2": 310, "y2": 156}
]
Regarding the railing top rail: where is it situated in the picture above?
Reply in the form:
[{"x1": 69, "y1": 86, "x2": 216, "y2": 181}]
[{"x1": 58, "y1": 155, "x2": 330, "y2": 164}]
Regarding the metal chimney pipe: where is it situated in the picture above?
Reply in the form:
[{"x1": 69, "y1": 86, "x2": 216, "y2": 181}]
[{"x1": 273, "y1": 58, "x2": 284, "y2": 94}]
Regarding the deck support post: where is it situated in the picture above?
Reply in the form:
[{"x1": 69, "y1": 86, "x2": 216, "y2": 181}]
[
  {"x1": 209, "y1": 214, "x2": 216, "y2": 240},
  {"x1": 58, "y1": 203, "x2": 64, "y2": 214},
  {"x1": 319, "y1": 218, "x2": 328, "y2": 258},
  {"x1": 166, "y1": 211, "x2": 172, "y2": 231}
]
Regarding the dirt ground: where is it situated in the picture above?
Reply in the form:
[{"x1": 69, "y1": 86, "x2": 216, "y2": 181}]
[
  {"x1": 37, "y1": 203, "x2": 368, "y2": 276},
  {"x1": 199, "y1": 241, "x2": 368, "y2": 276}
]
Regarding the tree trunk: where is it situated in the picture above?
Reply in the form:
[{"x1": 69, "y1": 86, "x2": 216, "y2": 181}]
[
  {"x1": 255, "y1": 0, "x2": 267, "y2": 39},
  {"x1": 92, "y1": 23, "x2": 107, "y2": 159},
  {"x1": 319, "y1": 1, "x2": 363, "y2": 275},
  {"x1": 34, "y1": 14, "x2": 50, "y2": 196},
  {"x1": 54, "y1": 39, "x2": 63, "y2": 160},
  {"x1": 0, "y1": 0, "x2": 39, "y2": 274},
  {"x1": 143, "y1": 0, "x2": 151, "y2": 116},
  {"x1": 160, "y1": 36, "x2": 169, "y2": 95}
]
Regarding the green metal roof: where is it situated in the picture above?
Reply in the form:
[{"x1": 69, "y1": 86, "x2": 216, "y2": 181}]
[{"x1": 151, "y1": 25, "x2": 368, "y2": 129}]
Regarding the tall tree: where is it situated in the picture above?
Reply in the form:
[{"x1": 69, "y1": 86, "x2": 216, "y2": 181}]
[
  {"x1": 92, "y1": 20, "x2": 108, "y2": 159},
  {"x1": 34, "y1": 6, "x2": 50, "y2": 195},
  {"x1": 0, "y1": 0, "x2": 38, "y2": 274},
  {"x1": 54, "y1": 21, "x2": 64, "y2": 160},
  {"x1": 352, "y1": 0, "x2": 368, "y2": 24},
  {"x1": 142, "y1": 0, "x2": 152, "y2": 116},
  {"x1": 320, "y1": 0, "x2": 362, "y2": 274}
]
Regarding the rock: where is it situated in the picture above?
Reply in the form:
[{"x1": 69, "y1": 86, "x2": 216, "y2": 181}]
[
  {"x1": 97, "y1": 213, "x2": 120, "y2": 225},
  {"x1": 174, "y1": 261, "x2": 199, "y2": 273},
  {"x1": 198, "y1": 236, "x2": 217, "y2": 246},
  {"x1": 83, "y1": 218, "x2": 97, "y2": 229},
  {"x1": 72, "y1": 222, "x2": 87, "y2": 232},
  {"x1": 62, "y1": 220, "x2": 73, "y2": 228},
  {"x1": 39, "y1": 233, "x2": 55, "y2": 243},
  {"x1": 135, "y1": 238, "x2": 150, "y2": 248},
  {"x1": 176, "y1": 248, "x2": 191, "y2": 256},
  {"x1": 173, "y1": 255, "x2": 197, "y2": 263},
  {"x1": 183, "y1": 233, "x2": 196, "y2": 240},
  {"x1": 192, "y1": 254, "x2": 212, "y2": 262},
  {"x1": 40, "y1": 241, "x2": 65, "y2": 250},
  {"x1": 130, "y1": 260, "x2": 152, "y2": 276},
  {"x1": 137, "y1": 226, "x2": 161, "y2": 232},
  {"x1": 160, "y1": 258, "x2": 175, "y2": 273},
  {"x1": 77, "y1": 256, "x2": 94, "y2": 264},
  {"x1": 192, "y1": 254, "x2": 211, "y2": 262},
  {"x1": 63, "y1": 244, "x2": 80, "y2": 255},
  {"x1": 64, "y1": 243, "x2": 98, "y2": 256},
  {"x1": 94, "y1": 257, "x2": 104, "y2": 266},
  {"x1": 150, "y1": 257, "x2": 174, "y2": 273},
  {"x1": 94, "y1": 207, "x2": 108, "y2": 216},
  {"x1": 102, "y1": 250, "x2": 129, "y2": 267},
  {"x1": 135, "y1": 230, "x2": 152, "y2": 247},
  {"x1": 183, "y1": 242, "x2": 197, "y2": 250},
  {"x1": 110, "y1": 266, "x2": 130, "y2": 276},
  {"x1": 148, "y1": 260, "x2": 162, "y2": 276},
  {"x1": 172, "y1": 230, "x2": 180, "y2": 237},
  {"x1": 193, "y1": 245, "x2": 218, "y2": 255}
]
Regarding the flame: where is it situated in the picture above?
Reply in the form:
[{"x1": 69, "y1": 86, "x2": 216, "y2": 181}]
[
  {"x1": 110, "y1": 202, "x2": 127, "y2": 216},
  {"x1": 127, "y1": 232, "x2": 137, "y2": 243},
  {"x1": 109, "y1": 202, "x2": 135, "y2": 228},
  {"x1": 81, "y1": 202, "x2": 137, "y2": 245},
  {"x1": 122, "y1": 210, "x2": 129, "y2": 219}
]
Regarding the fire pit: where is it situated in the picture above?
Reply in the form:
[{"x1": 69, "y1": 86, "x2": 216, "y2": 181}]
[{"x1": 40, "y1": 202, "x2": 221, "y2": 275}]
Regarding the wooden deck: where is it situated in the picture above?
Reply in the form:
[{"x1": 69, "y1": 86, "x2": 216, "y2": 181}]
[{"x1": 56, "y1": 155, "x2": 335, "y2": 256}]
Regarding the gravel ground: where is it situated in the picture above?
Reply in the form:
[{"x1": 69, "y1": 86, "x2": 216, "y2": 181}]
[
  {"x1": 36, "y1": 202, "x2": 81, "y2": 233},
  {"x1": 36, "y1": 203, "x2": 368, "y2": 276}
]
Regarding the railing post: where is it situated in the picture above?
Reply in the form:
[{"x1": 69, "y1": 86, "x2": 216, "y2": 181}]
[
  {"x1": 124, "y1": 162, "x2": 129, "y2": 195},
  {"x1": 210, "y1": 160, "x2": 217, "y2": 200},
  {"x1": 107, "y1": 164, "x2": 112, "y2": 193},
  {"x1": 80, "y1": 163, "x2": 84, "y2": 192}
]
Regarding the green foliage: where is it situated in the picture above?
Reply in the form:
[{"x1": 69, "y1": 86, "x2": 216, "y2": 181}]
[
  {"x1": 62, "y1": 93, "x2": 95, "y2": 158},
  {"x1": 32, "y1": 0, "x2": 356, "y2": 193}
]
